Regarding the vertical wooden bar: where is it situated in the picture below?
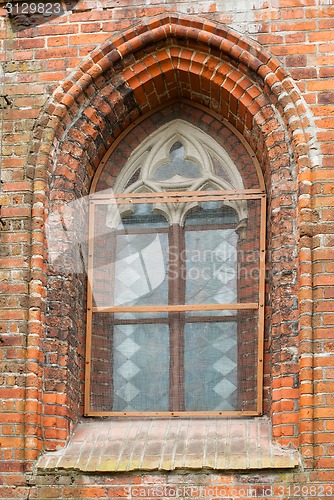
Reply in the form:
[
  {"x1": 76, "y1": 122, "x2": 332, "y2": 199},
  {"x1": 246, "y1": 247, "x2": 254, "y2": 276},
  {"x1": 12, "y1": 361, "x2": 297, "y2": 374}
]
[
  {"x1": 257, "y1": 194, "x2": 267, "y2": 415},
  {"x1": 236, "y1": 208, "x2": 242, "y2": 411},
  {"x1": 168, "y1": 224, "x2": 185, "y2": 411},
  {"x1": 178, "y1": 224, "x2": 186, "y2": 411},
  {"x1": 84, "y1": 200, "x2": 95, "y2": 414},
  {"x1": 108, "y1": 227, "x2": 117, "y2": 409}
]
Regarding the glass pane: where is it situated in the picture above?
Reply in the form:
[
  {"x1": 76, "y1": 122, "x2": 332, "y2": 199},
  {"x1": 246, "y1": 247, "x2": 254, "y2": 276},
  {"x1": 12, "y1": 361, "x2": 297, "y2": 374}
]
[
  {"x1": 154, "y1": 142, "x2": 201, "y2": 181},
  {"x1": 90, "y1": 313, "x2": 114, "y2": 412},
  {"x1": 210, "y1": 154, "x2": 233, "y2": 185},
  {"x1": 185, "y1": 228, "x2": 238, "y2": 308},
  {"x1": 184, "y1": 309, "x2": 258, "y2": 412},
  {"x1": 91, "y1": 204, "x2": 169, "y2": 308},
  {"x1": 185, "y1": 204, "x2": 238, "y2": 225},
  {"x1": 114, "y1": 231, "x2": 168, "y2": 307},
  {"x1": 237, "y1": 199, "x2": 261, "y2": 304},
  {"x1": 237, "y1": 309, "x2": 259, "y2": 412},
  {"x1": 90, "y1": 313, "x2": 170, "y2": 412},
  {"x1": 184, "y1": 200, "x2": 261, "y2": 309},
  {"x1": 113, "y1": 323, "x2": 169, "y2": 412},
  {"x1": 125, "y1": 167, "x2": 141, "y2": 189},
  {"x1": 185, "y1": 206, "x2": 238, "y2": 313},
  {"x1": 184, "y1": 320, "x2": 238, "y2": 411}
]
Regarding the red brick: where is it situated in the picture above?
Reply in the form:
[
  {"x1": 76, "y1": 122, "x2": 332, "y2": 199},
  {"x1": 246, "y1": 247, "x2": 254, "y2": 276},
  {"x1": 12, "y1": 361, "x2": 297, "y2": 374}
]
[
  {"x1": 0, "y1": 3, "x2": 334, "y2": 494},
  {"x1": 69, "y1": 33, "x2": 110, "y2": 45}
]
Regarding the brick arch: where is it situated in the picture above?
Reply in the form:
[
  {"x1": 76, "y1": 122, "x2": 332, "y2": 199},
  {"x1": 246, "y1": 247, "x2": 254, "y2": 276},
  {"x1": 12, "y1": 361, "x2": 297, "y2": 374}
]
[
  {"x1": 35, "y1": 14, "x2": 314, "y2": 178},
  {"x1": 25, "y1": 13, "x2": 316, "y2": 466}
]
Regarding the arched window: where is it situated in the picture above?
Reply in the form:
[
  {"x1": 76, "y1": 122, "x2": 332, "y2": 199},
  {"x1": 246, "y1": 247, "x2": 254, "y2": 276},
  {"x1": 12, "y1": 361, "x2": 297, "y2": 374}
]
[{"x1": 85, "y1": 120, "x2": 266, "y2": 416}]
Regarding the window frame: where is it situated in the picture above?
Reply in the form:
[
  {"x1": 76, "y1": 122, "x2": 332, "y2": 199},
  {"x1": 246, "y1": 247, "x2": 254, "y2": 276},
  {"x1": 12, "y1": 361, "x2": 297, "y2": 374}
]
[{"x1": 84, "y1": 189, "x2": 266, "y2": 417}]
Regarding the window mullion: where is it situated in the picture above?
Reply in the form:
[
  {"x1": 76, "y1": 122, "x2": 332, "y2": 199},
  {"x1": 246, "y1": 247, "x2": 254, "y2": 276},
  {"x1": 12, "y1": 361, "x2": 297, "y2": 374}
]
[{"x1": 168, "y1": 224, "x2": 185, "y2": 412}]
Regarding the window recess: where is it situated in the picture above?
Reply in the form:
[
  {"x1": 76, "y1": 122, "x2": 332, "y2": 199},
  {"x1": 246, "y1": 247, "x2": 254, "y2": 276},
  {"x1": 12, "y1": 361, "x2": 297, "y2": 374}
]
[{"x1": 85, "y1": 190, "x2": 266, "y2": 416}]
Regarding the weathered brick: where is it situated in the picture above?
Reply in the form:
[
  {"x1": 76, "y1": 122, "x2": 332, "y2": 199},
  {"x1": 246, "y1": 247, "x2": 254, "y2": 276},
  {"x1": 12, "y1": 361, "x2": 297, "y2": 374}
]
[{"x1": 0, "y1": 2, "x2": 334, "y2": 498}]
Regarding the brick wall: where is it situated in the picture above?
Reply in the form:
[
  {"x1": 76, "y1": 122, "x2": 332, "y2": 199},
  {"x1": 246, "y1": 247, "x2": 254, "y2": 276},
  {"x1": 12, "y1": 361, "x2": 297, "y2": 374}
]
[
  {"x1": 26, "y1": 471, "x2": 334, "y2": 499},
  {"x1": 0, "y1": 0, "x2": 333, "y2": 498}
]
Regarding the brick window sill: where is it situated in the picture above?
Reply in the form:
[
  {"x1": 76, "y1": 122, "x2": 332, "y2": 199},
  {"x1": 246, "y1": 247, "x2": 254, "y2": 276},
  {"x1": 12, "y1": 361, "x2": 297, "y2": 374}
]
[{"x1": 37, "y1": 417, "x2": 299, "y2": 472}]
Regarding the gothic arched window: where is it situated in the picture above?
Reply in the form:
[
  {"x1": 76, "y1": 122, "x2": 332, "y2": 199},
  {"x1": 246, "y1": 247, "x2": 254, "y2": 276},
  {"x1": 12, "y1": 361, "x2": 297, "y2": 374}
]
[{"x1": 85, "y1": 120, "x2": 266, "y2": 416}]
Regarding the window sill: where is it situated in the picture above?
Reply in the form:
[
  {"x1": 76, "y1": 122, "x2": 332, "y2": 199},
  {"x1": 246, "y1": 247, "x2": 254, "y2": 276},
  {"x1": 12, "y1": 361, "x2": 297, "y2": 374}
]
[{"x1": 37, "y1": 417, "x2": 299, "y2": 472}]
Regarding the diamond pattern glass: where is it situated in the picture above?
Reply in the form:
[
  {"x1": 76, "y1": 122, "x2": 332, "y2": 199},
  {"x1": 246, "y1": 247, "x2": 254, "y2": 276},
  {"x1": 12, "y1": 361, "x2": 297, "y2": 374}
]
[
  {"x1": 113, "y1": 323, "x2": 170, "y2": 411},
  {"x1": 184, "y1": 321, "x2": 237, "y2": 411}
]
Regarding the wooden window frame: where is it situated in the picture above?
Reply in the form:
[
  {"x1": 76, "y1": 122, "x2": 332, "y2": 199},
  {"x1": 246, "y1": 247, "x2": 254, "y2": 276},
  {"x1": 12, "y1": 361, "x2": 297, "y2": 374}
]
[{"x1": 85, "y1": 189, "x2": 266, "y2": 417}]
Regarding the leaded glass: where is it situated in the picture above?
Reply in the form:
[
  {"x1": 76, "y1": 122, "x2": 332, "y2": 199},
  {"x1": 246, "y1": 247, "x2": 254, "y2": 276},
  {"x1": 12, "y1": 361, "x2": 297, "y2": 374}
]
[
  {"x1": 154, "y1": 142, "x2": 201, "y2": 181},
  {"x1": 113, "y1": 323, "x2": 170, "y2": 411},
  {"x1": 185, "y1": 207, "x2": 238, "y2": 315},
  {"x1": 114, "y1": 231, "x2": 168, "y2": 307},
  {"x1": 92, "y1": 205, "x2": 169, "y2": 308},
  {"x1": 184, "y1": 321, "x2": 238, "y2": 411}
]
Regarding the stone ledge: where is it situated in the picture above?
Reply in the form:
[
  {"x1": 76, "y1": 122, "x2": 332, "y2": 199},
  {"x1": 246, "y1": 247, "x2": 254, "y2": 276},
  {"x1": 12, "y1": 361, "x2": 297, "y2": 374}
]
[{"x1": 37, "y1": 417, "x2": 299, "y2": 472}]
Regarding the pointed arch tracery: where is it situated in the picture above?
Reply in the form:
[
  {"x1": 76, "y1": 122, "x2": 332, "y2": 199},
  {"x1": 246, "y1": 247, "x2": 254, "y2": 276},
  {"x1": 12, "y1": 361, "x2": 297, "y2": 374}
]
[{"x1": 114, "y1": 120, "x2": 247, "y2": 194}]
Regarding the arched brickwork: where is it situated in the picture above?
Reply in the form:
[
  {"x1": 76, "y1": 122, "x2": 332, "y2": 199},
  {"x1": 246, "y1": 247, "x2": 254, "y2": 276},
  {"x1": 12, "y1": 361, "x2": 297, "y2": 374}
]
[{"x1": 25, "y1": 13, "x2": 317, "y2": 469}]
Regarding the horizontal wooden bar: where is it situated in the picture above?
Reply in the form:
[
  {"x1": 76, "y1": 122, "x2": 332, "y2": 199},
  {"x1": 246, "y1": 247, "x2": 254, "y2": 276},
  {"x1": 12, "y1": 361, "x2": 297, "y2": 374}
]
[
  {"x1": 112, "y1": 315, "x2": 238, "y2": 325},
  {"x1": 113, "y1": 223, "x2": 237, "y2": 235},
  {"x1": 113, "y1": 318, "x2": 168, "y2": 325},
  {"x1": 92, "y1": 303, "x2": 258, "y2": 313},
  {"x1": 92, "y1": 196, "x2": 264, "y2": 206},
  {"x1": 85, "y1": 410, "x2": 261, "y2": 417},
  {"x1": 185, "y1": 223, "x2": 237, "y2": 231},
  {"x1": 116, "y1": 227, "x2": 168, "y2": 234},
  {"x1": 90, "y1": 189, "x2": 265, "y2": 202},
  {"x1": 95, "y1": 188, "x2": 264, "y2": 198}
]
